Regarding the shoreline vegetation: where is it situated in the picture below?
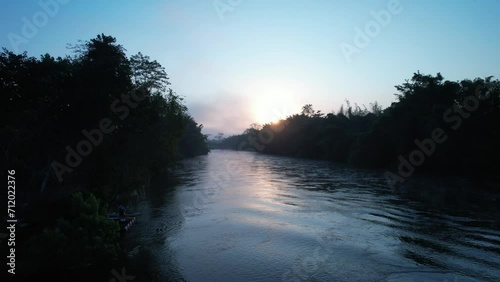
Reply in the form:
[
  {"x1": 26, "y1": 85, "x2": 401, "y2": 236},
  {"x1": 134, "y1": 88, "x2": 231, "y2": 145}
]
[
  {"x1": 210, "y1": 72, "x2": 500, "y2": 188},
  {"x1": 2, "y1": 33, "x2": 499, "y2": 280},
  {"x1": 1, "y1": 34, "x2": 209, "y2": 280}
]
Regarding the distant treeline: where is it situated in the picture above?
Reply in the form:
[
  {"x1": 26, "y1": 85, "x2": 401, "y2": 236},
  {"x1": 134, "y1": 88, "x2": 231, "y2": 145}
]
[
  {"x1": 216, "y1": 72, "x2": 500, "y2": 182},
  {"x1": 1, "y1": 34, "x2": 208, "y2": 275}
]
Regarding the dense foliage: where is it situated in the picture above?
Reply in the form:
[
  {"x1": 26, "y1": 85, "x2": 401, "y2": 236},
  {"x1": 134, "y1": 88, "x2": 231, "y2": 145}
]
[
  {"x1": 22, "y1": 192, "x2": 120, "y2": 274},
  {"x1": 217, "y1": 73, "x2": 500, "y2": 181},
  {"x1": 1, "y1": 34, "x2": 209, "y2": 273}
]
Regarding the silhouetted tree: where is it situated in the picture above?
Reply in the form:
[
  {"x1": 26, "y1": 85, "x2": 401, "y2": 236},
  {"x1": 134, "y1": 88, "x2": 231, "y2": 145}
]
[
  {"x1": 301, "y1": 104, "x2": 314, "y2": 116},
  {"x1": 218, "y1": 72, "x2": 500, "y2": 179},
  {"x1": 0, "y1": 34, "x2": 210, "y2": 275}
]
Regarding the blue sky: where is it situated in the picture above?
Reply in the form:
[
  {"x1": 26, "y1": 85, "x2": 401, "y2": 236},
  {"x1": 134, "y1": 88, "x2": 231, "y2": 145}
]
[{"x1": 1, "y1": 0, "x2": 499, "y2": 135}]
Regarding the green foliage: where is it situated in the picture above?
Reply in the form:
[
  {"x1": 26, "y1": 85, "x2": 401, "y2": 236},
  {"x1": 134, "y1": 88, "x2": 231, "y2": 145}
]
[
  {"x1": 23, "y1": 192, "x2": 120, "y2": 273},
  {"x1": 130, "y1": 51, "x2": 170, "y2": 92},
  {"x1": 1, "y1": 34, "x2": 209, "y2": 273},
  {"x1": 219, "y1": 72, "x2": 500, "y2": 178},
  {"x1": 178, "y1": 115, "x2": 210, "y2": 158},
  {"x1": 1, "y1": 33, "x2": 208, "y2": 200}
]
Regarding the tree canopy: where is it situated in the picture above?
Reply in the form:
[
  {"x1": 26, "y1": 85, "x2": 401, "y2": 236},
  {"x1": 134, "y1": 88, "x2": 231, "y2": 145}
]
[
  {"x1": 1, "y1": 34, "x2": 209, "y2": 274},
  {"x1": 216, "y1": 72, "x2": 500, "y2": 181}
]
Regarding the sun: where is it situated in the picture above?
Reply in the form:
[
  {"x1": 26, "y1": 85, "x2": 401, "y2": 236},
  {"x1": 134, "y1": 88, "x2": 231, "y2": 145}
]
[
  {"x1": 254, "y1": 101, "x2": 276, "y2": 124},
  {"x1": 253, "y1": 99, "x2": 293, "y2": 125},
  {"x1": 250, "y1": 79, "x2": 301, "y2": 125}
]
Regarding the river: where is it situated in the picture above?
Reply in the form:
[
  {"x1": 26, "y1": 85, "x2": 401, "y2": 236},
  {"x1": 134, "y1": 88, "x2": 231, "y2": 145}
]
[{"x1": 124, "y1": 150, "x2": 500, "y2": 282}]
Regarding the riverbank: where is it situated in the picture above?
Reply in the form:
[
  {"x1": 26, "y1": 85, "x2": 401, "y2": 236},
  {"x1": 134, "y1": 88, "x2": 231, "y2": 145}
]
[{"x1": 109, "y1": 150, "x2": 500, "y2": 281}]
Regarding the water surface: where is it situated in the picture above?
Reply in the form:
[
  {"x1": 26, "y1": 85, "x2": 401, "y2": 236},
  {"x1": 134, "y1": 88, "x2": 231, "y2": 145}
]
[{"x1": 127, "y1": 150, "x2": 500, "y2": 282}]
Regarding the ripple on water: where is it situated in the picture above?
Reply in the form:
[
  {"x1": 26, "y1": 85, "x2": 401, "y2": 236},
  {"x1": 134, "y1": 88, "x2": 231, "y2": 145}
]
[{"x1": 132, "y1": 151, "x2": 500, "y2": 282}]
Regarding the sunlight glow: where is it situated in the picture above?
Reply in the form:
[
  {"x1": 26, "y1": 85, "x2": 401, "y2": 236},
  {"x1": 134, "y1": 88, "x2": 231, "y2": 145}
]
[{"x1": 248, "y1": 78, "x2": 302, "y2": 125}]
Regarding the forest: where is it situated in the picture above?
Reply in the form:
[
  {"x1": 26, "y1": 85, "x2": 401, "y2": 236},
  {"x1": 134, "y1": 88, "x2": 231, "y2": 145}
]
[
  {"x1": 2, "y1": 34, "x2": 500, "y2": 280},
  {"x1": 214, "y1": 72, "x2": 500, "y2": 186},
  {"x1": 1, "y1": 34, "x2": 209, "y2": 277}
]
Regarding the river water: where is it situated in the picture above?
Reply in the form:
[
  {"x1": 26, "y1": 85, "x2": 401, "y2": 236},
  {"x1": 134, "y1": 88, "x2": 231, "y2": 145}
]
[{"x1": 125, "y1": 150, "x2": 500, "y2": 282}]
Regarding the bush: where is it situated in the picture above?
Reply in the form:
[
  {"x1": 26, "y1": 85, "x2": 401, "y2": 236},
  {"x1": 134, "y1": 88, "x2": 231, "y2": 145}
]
[{"x1": 22, "y1": 192, "x2": 120, "y2": 274}]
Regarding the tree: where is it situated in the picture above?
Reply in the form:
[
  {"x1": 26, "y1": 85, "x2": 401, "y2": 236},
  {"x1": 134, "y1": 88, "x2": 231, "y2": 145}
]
[
  {"x1": 370, "y1": 101, "x2": 383, "y2": 115},
  {"x1": 216, "y1": 132, "x2": 224, "y2": 141},
  {"x1": 24, "y1": 192, "x2": 120, "y2": 274},
  {"x1": 301, "y1": 104, "x2": 314, "y2": 116},
  {"x1": 0, "y1": 34, "x2": 211, "y2": 277},
  {"x1": 219, "y1": 72, "x2": 500, "y2": 180},
  {"x1": 130, "y1": 52, "x2": 170, "y2": 92},
  {"x1": 178, "y1": 115, "x2": 209, "y2": 157}
]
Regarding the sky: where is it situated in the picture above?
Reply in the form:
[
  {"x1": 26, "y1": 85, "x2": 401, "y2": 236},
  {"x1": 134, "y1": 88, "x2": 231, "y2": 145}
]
[{"x1": 1, "y1": 0, "x2": 499, "y2": 136}]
